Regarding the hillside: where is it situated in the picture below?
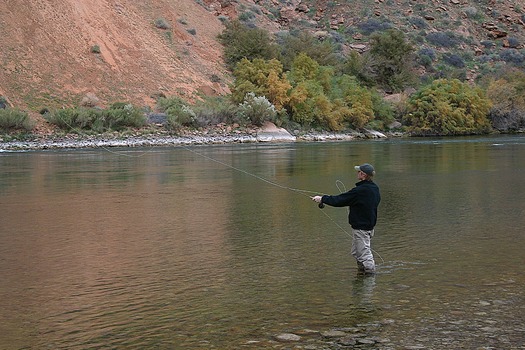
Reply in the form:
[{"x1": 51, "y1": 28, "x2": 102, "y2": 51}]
[
  {"x1": 1, "y1": 0, "x2": 524, "y2": 114},
  {"x1": 0, "y1": 0, "x2": 237, "y2": 110}
]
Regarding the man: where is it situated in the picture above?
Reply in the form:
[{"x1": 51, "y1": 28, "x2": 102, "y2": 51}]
[{"x1": 312, "y1": 163, "x2": 381, "y2": 275}]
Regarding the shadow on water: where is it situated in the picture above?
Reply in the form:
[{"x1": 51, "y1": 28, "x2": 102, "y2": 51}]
[{"x1": 1, "y1": 135, "x2": 524, "y2": 349}]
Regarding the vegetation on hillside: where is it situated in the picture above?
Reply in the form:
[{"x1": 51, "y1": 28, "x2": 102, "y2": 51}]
[{"x1": 2, "y1": 1, "x2": 525, "y2": 137}]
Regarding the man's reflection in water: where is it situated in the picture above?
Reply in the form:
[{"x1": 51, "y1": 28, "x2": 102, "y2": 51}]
[{"x1": 351, "y1": 274, "x2": 376, "y2": 313}]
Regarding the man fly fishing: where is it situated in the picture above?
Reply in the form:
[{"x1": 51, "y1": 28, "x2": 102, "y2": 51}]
[{"x1": 312, "y1": 163, "x2": 381, "y2": 275}]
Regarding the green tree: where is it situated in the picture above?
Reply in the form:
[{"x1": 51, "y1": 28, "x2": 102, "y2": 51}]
[
  {"x1": 403, "y1": 79, "x2": 492, "y2": 135},
  {"x1": 218, "y1": 20, "x2": 278, "y2": 70},
  {"x1": 277, "y1": 31, "x2": 341, "y2": 71},
  {"x1": 369, "y1": 29, "x2": 416, "y2": 92},
  {"x1": 342, "y1": 50, "x2": 377, "y2": 87}
]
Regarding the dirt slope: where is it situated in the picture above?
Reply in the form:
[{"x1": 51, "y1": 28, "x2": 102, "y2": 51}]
[{"x1": 0, "y1": 0, "x2": 231, "y2": 110}]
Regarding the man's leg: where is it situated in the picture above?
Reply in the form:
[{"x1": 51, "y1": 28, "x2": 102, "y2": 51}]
[{"x1": 351, "y1": 229, "x2": 375, "y2": 273}]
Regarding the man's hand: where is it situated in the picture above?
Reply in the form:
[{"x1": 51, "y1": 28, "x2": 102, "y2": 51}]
[{"x1": 311, "y1": 195, "x2": 323, "y2": 203}]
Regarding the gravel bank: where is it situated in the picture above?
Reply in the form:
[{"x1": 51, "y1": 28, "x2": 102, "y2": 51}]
[{"x1": 0, "y1": 128, "x2": 394, "y2": 151}]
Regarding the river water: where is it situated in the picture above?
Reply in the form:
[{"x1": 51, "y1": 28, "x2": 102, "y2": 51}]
[{"x1": 1, "y1": 136, "x2": 524, "y2": 349}]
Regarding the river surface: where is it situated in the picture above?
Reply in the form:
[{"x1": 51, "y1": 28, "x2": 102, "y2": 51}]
[{"x1": 1, "y1": 136, "x2": 524, "y2": 349}]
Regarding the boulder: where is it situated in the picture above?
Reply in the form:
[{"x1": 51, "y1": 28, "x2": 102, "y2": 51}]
[
  {"x1": 274, "y1": 333, "x2": 301, "y2": 342},
  {"x1": 256, "y1": 122, "x2": 296, "y2": 142}
]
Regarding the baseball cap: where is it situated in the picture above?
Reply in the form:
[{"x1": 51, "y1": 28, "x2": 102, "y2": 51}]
[{"x1": 354, "y1": 163, "x2": 375, "y2": 175}]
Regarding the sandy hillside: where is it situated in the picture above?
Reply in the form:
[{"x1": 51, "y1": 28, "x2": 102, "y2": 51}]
[{"x1": 0, "y1": 0, "x2": 233, "y2": 110}]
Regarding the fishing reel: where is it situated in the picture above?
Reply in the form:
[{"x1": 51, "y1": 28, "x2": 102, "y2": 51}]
[{"x1": 318, "y1": 202, "x2": 325, "y2": 209}]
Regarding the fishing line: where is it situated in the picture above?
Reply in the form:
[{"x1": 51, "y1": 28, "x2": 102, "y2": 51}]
[
  {"x1": 319, "y1": 178, "x2": 385, "y2": 265},
  {"x1": 62, "y1": 118, "x2": 385, "y2": 265},
  {"x1": 178, "y1": 144, "x2": 319, "y2": 197},
  {"x1": 180, "y1": 145, "x2": 385, "y2": 265}
]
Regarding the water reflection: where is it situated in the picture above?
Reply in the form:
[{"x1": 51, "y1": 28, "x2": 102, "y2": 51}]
[{"x1": 1, "y1": 136, "x2": 525, "y2": 349}]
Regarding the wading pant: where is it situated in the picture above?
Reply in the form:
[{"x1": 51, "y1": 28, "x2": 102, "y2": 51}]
[{"x1": 351, "y1": 229, "x2": 375, "y2": 273}]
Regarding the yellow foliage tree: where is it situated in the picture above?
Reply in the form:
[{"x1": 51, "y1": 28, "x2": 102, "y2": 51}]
[{"x1": 232, "y1": 58, "x2": 291, "y2": 111}]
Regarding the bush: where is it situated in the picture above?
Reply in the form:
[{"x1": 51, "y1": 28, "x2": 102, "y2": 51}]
[
  {"x1": 357, "y1": 19, "x2": 393, "y2": 35},
  {"x1": 342, "y1": 51, "x2": 377, "y2": 87},
  {"x1": 154, "y1": 18, "x2": 171, "y2": 30},
  {"x1": 218, "y1": 20, "x2": 278, "y2": 70},
  {"x1": 232, "y1": 58, "x2": 291, "y2": 110},
  {"x1": 443, "y1": 53, "x2": 465, "y2": 68},
  {"x1": 90, "y1": 45, "x2": 101, "y2": 53},
  {"x1": 238, "y1": 10, "x2": 256, "y2": 22},
  {"x1": 237, "y1": 92, "x2": 277, "y2": 126},
  {"x1": 156, "y1": 97, "x2": 197, "y2": 130},
  {"x1": 46, "y1": 104, "x2": 146, "y2": 132},
  {"x1": 463, "y1": 6, "x2": 479, "y2": 19},
  {"x1": 369, "y1": 29, "x2": 416, "y2": 92},
  {"x1": 418, "y1": 48, "x2": 435, "y2": 68},
  {"x1": 481, "y1": 40, "x2": 494, "y2": 49},
  {"x1": 276, "y1": 30, "x2": 342, "y2": 71},
  {"x1": 426, "y1": 32, "x2": 459, "y2": 48},
  {"x1": 287, "y1": 58, "x2": 376, "y2": 130},
  {"x1": 0, "y1": 108, "x2": 34, "y2": 132},
  {"x1": 418, "y1": 47, "x2": 436, "y2": 60},
  {"x1": 499, "y1": 49, "x2": 525, "y2": 66},
  {"x1": 403, "y1": 79, "x2": 492, "y2": 135},
  {"x1": 507, "y1": 37, "x2": 520, "y2": 48},
  {"x1": 371, "y1": 92, "x2": 395, "y2": 129},
  {"x1": 408, "y1": 16, "x2": 428, "y2": 29},
  {"x1": 192, "y1": 96, "x2": 240, "y2": 126},
  {"x1": 486, "y1": 69, "x2": 525, "y2": 131}
]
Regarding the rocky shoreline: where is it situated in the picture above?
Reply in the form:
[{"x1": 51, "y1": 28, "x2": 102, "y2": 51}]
[{"x1": 0, "y1": 124, "x2": 396, "y2": 151}]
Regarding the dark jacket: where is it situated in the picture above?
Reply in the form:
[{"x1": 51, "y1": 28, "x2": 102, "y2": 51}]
[{"x1": 321, "y1": 180, "x2": 380, "y2": 230}]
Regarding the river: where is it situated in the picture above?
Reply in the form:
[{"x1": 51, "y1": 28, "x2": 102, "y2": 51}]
[{"x1": 1, "y1": 135, "x2": 524, "y2": 349}]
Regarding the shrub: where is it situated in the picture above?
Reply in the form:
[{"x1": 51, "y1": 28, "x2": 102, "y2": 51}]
[
  {"x1": 499, "y1": 49, "x2": 525, "y2": 66},
  {"x1": 463, "y1": 6, "x2": 479, "y2": 19},
  {"x1": 237, "y1": 92, "x2": 277, "y2": 126},
  {"x1": 154, "y1": 18, "x2": 171, "y2": 30},
  {"x1": 218, "y1": 20, "x2": 278, "y2": 70},
  {"x1": 403, "y1": 79, "x2": 492, "y2": 135},
  {"x1": 342, "y1": 51, "x2": 377, "y2": 87},
  {"x1": 369, "y1": 29, "x2": 416, "y2": 92},
  {"x1": 287, "y1": 60, "x2": 376, "y2": 130},
  {"x1": 275, "y1": 30, "x2": 341, "y2": 71},
  {"x1": 231, "y1": 58, "x2": 291, "y2": 110},
  {"x1": 0, "y1": 108, "x2": 34, "y2": 132},
  {"x1": 443, "y1": 53, "x2": 465, "y2": 68},
  {"x1": 90, "y1": 45, "x2": 101, "y2": 53},
  {"x1": 418, "y1": 47, "x2": 436, "y2": 60},
  {"x1": 156, "y1": 97, "x2": 197, "y2": 129},
  {"x1": 481, "y1": 40, "x2": 494, "y2": 49},
  {"x1": 507, "y1": 37, "x2": 520, "y2": 48},
  {"x1": 357, "y1": 19, "x2": 393, "y2": 35},
  {"x1": 371, "y1": 92, "x2": 395, "y2": 129},
  {"x1": 426, "y1": 32, "x2": 459, "y2": 48},
  {"x1": 192, "y1": 96, "x2": 240, "y2": 126},
  {"x1": 408, "y1": 16, "x2": 428, "y2": 29},
  {"x1": 80, "y1": 93, "x2": 100, "y2": 108},
  {"x1": 46, "y1": 104, "x2": 146, "y2": 132},
  {"x1": 418, "y1": 48, "x2": 436, "y2": 68},
  {"x1": 238, "y1": 10, "x2": 256, "y2": 22},
  {"x1": 486, "y1": 69, "x2": 525, "y2": 131}
]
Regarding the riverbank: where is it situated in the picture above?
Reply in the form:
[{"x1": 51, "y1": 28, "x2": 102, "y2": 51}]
[{"x1": 0, "y1": 123, "x2": 398, "y2": 151}]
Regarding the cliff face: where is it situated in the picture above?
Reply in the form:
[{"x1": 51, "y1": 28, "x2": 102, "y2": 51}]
[
  {"x1": 1, "y1": 0, "x2": 524, "y2": 112},
  {"x1": 0, "y1": 0, "x2": 232, "y2": 109}
]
